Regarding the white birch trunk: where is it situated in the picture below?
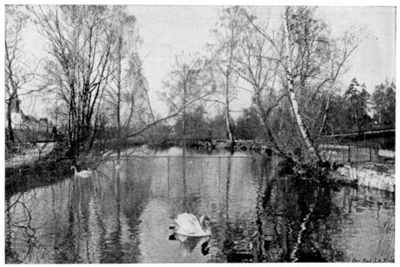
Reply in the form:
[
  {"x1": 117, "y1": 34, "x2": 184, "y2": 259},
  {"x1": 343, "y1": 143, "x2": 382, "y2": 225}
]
[{"x1": 284, "y1": 9, "x2": 321, "y2": 162}]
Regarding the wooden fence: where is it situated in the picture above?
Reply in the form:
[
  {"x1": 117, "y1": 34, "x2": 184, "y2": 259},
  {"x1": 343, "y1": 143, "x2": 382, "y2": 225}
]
[{"x1": 319, "y1": 144, "x2": 394, "y2": 164}]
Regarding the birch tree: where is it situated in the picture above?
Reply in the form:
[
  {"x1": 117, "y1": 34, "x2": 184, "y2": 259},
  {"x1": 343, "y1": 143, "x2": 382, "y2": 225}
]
[
  {"x1": 242, "y1": 6, "x2": 358, "y2": 162},
  {"x1": 281, "y1": 7, "x2": 358, "y2": 161}
]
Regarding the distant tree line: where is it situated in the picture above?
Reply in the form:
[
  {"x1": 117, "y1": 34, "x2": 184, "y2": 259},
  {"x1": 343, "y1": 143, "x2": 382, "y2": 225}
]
[
  {"x1": 5, "y1": 5, "x2": 395, "y2": 162},
  {"x1": 163, "y1": 77, "x2": 395, "y2": 142},
  {"x1": 323, "y1": 78, "x2": 395, "y2": 134}
]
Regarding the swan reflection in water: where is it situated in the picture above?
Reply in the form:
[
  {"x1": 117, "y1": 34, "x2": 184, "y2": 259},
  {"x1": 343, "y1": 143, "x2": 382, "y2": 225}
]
[{"x1": 169, "y1": 234, "x2": 211, "y2": 256}]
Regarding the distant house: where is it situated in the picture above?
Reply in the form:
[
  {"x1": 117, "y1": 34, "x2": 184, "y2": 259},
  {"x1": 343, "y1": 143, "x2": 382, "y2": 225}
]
[
  {"x1": 366, "y1": 99, "x2": 375, "y2": 118},
  {"x1": 38, "y1": 118, "x2": 50, "y2": 133},
  {"x1": 8, "y1": 98, "x2": 53, "y2": 142}
]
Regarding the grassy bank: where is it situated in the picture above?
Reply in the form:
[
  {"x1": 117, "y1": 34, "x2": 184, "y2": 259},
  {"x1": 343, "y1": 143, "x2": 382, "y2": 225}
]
[
  {"x1": 5, "y1": 141, "x2": 102, "y2": 198},
  {"x1": 5, "y1": 157, "x2": 74, "y2": 198}
]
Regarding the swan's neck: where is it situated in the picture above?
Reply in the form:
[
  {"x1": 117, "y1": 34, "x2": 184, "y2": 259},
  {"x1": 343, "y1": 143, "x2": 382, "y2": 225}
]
[
  {"x1": 199, "y1": 216, "x2": 205, "y2": 226},
  {"x1": 199, "y1": 216, "x2": 207, "y2": 230},
  {"x1": 72, "y1": 166, "x2": 77, "y2": 175}
]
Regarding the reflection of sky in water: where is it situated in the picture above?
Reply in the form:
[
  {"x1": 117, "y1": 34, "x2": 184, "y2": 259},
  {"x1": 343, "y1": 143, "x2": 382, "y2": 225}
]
[{"x1": 5, "y1": 148, "x2": 394, "y2": 263}]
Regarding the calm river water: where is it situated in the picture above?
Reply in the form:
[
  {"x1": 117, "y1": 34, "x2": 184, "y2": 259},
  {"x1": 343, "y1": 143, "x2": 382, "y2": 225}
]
[{"x1": 5, "y1": 147, "x2": 394, "y2": 263}]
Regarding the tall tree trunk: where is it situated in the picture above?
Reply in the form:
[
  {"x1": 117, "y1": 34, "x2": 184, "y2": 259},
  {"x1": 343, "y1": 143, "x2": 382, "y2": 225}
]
[
  {"x1": 286, "y1": 82, "x2": 320, "y2": 161},
  {"x1": 117, "y1": 36, "x2": 122, "y2": 160},
  {"x1": 254, "y1": 92, "x2": 290, "y2": 159},
  {"x1": 5, "y1": 42, "x2": 17, "y2": 145},
  {"x1": 182, "y1": 73, "x2": 187, "y2": 158},
  {"x1": 284, "y1": 9, "x2": 321, "y2": 162},
  {"x1": 319, "y1": 96, "x2": 331, "y2": 135},
  {"x1": 6, "y1": 101, "x2": 15, "y2": 144},
  {"x1": 225, "y1": 73, "x2": 233, "y2": 145},
  {"x1": 225, "y1": 24, "x2": 235, "y2": 151},
  {"x1": 182, "y1": 74, "x2": 187, "y2": 211}
]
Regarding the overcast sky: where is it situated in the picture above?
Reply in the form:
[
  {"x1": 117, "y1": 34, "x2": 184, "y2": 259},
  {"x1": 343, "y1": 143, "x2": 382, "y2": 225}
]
[{"x1": 20, "y1": 5, "x2": 396, "y2": 118}]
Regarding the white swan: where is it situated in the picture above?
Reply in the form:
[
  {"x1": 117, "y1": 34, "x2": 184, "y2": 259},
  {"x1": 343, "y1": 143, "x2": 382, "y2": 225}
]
[
  {"x1": 170, "y1": 213, "x2": 211, "y2": 237},
  {"x1": 71, "y1": 165, "x2": 93, "y2": 178}
]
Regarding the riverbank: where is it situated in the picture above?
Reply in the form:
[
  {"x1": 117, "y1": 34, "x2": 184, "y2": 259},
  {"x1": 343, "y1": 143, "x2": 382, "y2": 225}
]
[
  {"x1": 5, "y1": 142, "x2": 154, "y2": 197},
  {"x1": 5, "y1": 144, "x2": 101, "y2": 198},
  {"x1": 332, "y1": 162, "x2": 395, "y2": 193},
  {"x1": 5, "y1": 157, "x2": 74, "y2": 198}
]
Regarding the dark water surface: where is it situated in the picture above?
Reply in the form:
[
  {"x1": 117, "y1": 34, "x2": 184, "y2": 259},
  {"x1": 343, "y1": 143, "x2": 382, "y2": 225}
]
[{"x1": 5, "y1": 148, "x2": 394, "y2": 263}]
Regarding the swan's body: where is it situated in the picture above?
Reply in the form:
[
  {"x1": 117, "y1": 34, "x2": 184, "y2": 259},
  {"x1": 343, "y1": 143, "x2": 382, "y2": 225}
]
[
  {"x1": 171, "y1": 213, "x2": 211, "y2": 237},
  {"x1": 71, "y1": 166, "x2": 93, "y2": 178}
]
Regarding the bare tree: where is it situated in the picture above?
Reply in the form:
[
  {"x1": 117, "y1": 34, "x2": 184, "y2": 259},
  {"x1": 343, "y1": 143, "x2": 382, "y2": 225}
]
[
  {"x1": 162, "y1": 55, "x2": 215, "y2": 147},
  {"x1": 106, "y1": 6, "x2": 137, "y2": 159},
  {"x1": 123, "y1": 54, "x2": 155, "y2": 138},
  {"x1": 29, "y1": 6, "x2": 115, "y2": 157},
  {"x1": 229, "y1": 8, "x2": 291, "y2": 157},
  {"x1": 281, "y1": 7, "x2": 358, "y2": 161},
  {"x1": 281, "y1": 7, "x2": 321, "y2": 161},
  {"x1": 210, "y1": 7, "x2": 245, "y2": 147},
  {"x1": 5, "y1": 6, "x2": 29, "y2": 144},
  {"x1": 242, "y1": 6, "x2": 358, "y2": 162},
  {"x1": 102, "y1": 7, "x2": 156, "y2": 153}
]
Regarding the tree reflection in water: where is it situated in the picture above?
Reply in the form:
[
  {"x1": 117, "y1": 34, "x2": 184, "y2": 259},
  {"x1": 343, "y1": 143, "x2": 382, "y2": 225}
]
[
  {"x1": 5, "y1": 192, "x2": 41, "y2": 263},
  {"x1": 5, "y1": 149, "x2": 395, "y2": 263}
]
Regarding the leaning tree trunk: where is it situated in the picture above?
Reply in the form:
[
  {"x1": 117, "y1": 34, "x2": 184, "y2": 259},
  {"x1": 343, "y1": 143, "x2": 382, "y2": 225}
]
[
  {"x1": 253, "y1": 92, "x2": 290, "y2": 159},
  {"x1": 286, "y1": 81, "x2": 321, "y2": 162},
  {"x1": 6, "y1": 101, "x2": 15, "y2": 144},
  {"x1": 319, "y1": 95, "x2": 331, "y2": 135},
  {"x1": 284, "y1": 10, "x2": 321, "y2": 162}
]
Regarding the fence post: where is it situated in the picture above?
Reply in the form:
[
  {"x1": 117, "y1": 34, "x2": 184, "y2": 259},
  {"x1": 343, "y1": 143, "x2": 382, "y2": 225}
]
[
  {"x1": 348, "y1": 145, "x2": 351, "y2": 163},
  {"x1": 369, "y1": 146, "x2": 372, "y2": 162},
  {"x1": 342, "y1": 149, "x2": 345, "y2": 163}
]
